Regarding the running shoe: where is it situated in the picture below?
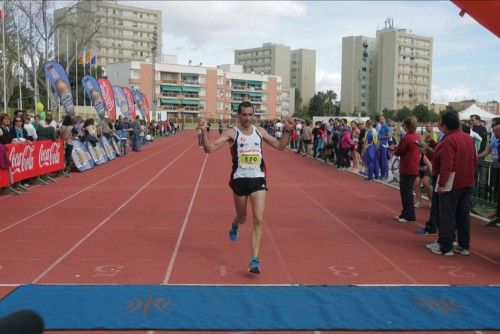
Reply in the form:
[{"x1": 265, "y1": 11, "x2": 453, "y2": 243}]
[
  {"x1": 414, "y1": 201, "x2": 422, "y2": 208},
  {"x1": 249, "y1": 257, "x2": 261, "y2": 274},
  {"x1": 453, "y1": 246, "x2": 470, "y2": 256},
  {"x1": 430, "y1": 247, "x2": 454, "y2": 256},
  {"x1": 415, "y1": 227, "x2": 436, "y2": 235},
  {"x1": 228, "y1": 223, "x2": 239, "y2": 242},
  {"x1": 426, "y1": 242, "x2": 440, "y2": 250}
]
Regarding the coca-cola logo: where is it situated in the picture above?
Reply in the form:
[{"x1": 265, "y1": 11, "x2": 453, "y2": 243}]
[
  {"x1": 9, "y1": 144, "x2": 34, "y2": 175},
  {"x1": 39, "y1": 142, "x2": 62, "y2": 168}
]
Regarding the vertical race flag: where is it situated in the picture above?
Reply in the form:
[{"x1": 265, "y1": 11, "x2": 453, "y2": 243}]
[
  {"x1": 133, "y1": 90, "x2": 146, "y2": 120},
  {"x1": 141, "y1": 93, "x2": 151, "y2": 123},
  {"x1": 82, "y1": 75, "x2": 106, "y2": 120},
  {"x1": 98, "y1": 78, "x2": 116, "y2": 120},
  {"x1": 123, "y1": 87, "x2": 136, "y2": 119},
  {"x1": 112, "y1": 85, "x2": 129, "y2": 118},
  {"x1": 44, "y1": 61, "x2": 75, "y2": 118}
]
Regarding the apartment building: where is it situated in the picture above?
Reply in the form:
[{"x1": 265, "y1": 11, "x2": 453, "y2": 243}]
[
  {"x1": 106, "y1": 61, "x2": 282, "y2": 121},
  {"x1": 449, "y1": 100, "x2": 500, "y2": 115},
  {"x1": 235, "y1": 43, "x2": 316, "y2": 108},
  {"x1": 341, "y1": 22, "x2": 433, "y2": 115},
  {"x1": 340, "y1": 36, "x2": 377, "y2": 115},
  {"x1": 55, "y1": 0, "x2": 162, "y2": 66}
]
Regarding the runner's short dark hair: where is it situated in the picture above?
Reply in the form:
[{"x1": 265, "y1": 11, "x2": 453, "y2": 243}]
[{"x1": 238, "y1": 101, "x2": 254, "y2": 114}]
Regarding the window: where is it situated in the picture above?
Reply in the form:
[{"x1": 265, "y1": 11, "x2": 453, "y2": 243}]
[
  {"x1": 362, "y1": 67, "x2": 367, "y2": 72},
  {"x1": 361, "y1": 84, "x2": 366, "y2": 89},
  {"x1": 361, "y1": 102, "x2": 366, "y2": 107},
  {"x1": 217, "y1": 102, "x2": 223, "y2": 110}
]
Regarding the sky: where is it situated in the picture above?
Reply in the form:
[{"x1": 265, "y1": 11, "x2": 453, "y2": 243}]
[{"x1": 119, "y1": 1, "x2": 499, "y2": 103}]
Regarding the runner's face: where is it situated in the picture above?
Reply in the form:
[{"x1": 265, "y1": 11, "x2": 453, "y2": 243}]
[{"x1": 238, "y1": 107, "x2": 254, "y2": 128}]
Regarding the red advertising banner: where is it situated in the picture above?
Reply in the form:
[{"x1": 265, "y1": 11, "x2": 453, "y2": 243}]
[
  {"x1": 123, "y1": 87, "x2": 137, "y2": 120},
  {"x1": 0, "y1": 169, "x2": 8, "y2": 188},
  {"x1": 98, "y1": 78, "x2": 116, "y2": 120},
  {"x1": 142, "y1": 93, "x2": 151, "y2": 123},
  {"x1": 1, "y1": 140, "x2": 65, "y2": 184}
]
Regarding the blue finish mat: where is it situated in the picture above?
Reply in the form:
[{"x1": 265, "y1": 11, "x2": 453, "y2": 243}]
[{"x1": 0, "y1": 285, "x2": 499, "y2": 330}]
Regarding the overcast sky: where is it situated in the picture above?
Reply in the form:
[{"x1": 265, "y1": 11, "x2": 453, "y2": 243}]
[{"x1": 120, "y1": 1, "x2": 499, "y2": 103}]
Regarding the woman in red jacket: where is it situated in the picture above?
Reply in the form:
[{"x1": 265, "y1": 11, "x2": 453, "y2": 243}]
[{"x1": 391, "y1": 116, "x2": 421, "y2": 223}]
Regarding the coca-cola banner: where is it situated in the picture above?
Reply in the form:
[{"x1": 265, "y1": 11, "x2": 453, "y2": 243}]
[
  {"x1": 5, "y1": 140, "x2": 65, "y2": 183},
  {"x1": 44, "y1": 61, "x2": 75, "y2": 118},
  {"x1": 112, "y1": 85, "x2": 129, "y2": 118},
  {"x1": 123, "y1": 87, "x2": 137, "y2": 120},
  {"x1": 82, "y1": 75, "x2": 106, "y2": 120},
  {"x1": 142, "y1": 92, "x2": 151, "y2": 123},
  {"x1": 98, "y1": 78, "x2": 116, "y2": 120},
  {"x1": 0, "y1": 169, "x2": 8, "y2": 188}
]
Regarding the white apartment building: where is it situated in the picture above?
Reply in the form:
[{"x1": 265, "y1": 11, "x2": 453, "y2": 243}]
[
  {"x1": 375, "y1": 27, "x2": 433, "y2": 112},
  {"x1": 106, "y1": 60, "x2": 283, "y2": 122},
  {"x1": 55, "y1": 0, "x2": 162, "y2": 66},
  {"x1": 341, "y1": 22, "x2": 433, "y2": 115},
  {"x1": 340, "y1": 36, "x2": 376, "y2": 115},
  {"x1": 235, "y1": 43, "x2": 316, "y2": 109}
]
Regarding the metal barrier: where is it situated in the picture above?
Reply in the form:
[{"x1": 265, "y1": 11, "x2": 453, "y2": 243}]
[{"x1": 473, "y1": 160, "x2": 500, "y2": 226}]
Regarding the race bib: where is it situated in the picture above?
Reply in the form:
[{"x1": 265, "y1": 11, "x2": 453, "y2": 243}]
[{"x1": 239, "y1": 153, "x2": 261, "y2": 168}]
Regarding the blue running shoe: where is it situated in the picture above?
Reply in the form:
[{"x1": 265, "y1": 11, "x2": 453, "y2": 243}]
[
  {"x1": 249, "y1": 256, "x2": 260, "y2": 274},
  {"x1": 228, "y1": 223, "x2": 239, "y2": 241}
]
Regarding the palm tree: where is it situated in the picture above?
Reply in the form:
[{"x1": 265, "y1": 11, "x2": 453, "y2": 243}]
[{"x1": 324, "y1": 90, "x2": 337, "y2": 115}]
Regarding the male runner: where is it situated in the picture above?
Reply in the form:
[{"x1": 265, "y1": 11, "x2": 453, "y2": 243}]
[{"x1": 198, "y1": 101, "x2": 294, "y2": 273}]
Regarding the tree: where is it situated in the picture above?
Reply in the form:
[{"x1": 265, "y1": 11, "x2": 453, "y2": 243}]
[
  {"x1": 308, "y1": 92, "x2": 325, "y2": 117},
  {"x1": 382, "y1": 108, "x2": 397, "y2": 122},
  {"x1": 11, "y1": 0, "x2": 101, "y2": 110},
  {"x1": 412, "y1": 104, "x2": 431, "y2": 122},
  {"x1": 293, "y1": 107, "x2": 310, "y2": 121},
  {"x1": 294, "y1": 88, "x2": 302, "y2": 111},
  {"x1": 324, "y1": 89, "x2": 337, "y2": 115},
  {"x1": 396, "y1": 107, "x2": 412, "y2": 122}
]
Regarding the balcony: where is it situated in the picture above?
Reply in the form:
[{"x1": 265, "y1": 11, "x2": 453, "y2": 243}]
[{"x1": 182, "y1": 80, "x2": 200, "y2": 85}]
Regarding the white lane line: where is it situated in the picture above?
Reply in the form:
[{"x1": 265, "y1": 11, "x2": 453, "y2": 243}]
[
  {"x1": 0, "y1": 136, "x2": 190, "y2": 235},
  {"x1": 32, "y1": 142, "x2": 195, "y2": 283},
  {"x1": 162, "y1": 154, "x2": 208, "y2": 284},
  {"x1": 297, "y1": 186, "x2": 419, "y2": 284}
]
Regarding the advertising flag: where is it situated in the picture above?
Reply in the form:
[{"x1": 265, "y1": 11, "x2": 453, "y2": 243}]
[
  {"x1": 82, "y1": 75, "x2": 106, "y2": 120},
  {"x1": 98, "y1": 78, "x2": 116, "y2": 120},
  {"x1": 44, "y1": 61, "x2": 75, "y2": 118},
  {"x1": 123, "y1": 87, "x2": 136, "y2": 119},
  {"x1": 112, "y1": 85, "x2": 129, "y2": 118},
  {"x1": 71, "y1": 140, "x2": 94, "y2": 172},
  {"x1": 133, "y1": 90, "x2": 146, "y2": 120},
  {"x1": 142, "y1": 92, "x2": 151, "y2": 122}
]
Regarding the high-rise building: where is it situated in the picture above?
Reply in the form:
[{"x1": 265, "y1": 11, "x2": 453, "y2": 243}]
[
  {"x1": 290, "y1": 49, "x2": 316, "y2": 109},
  {"x1": 341, "y1": 22, "x2": 433, "y2": 115},
  {"x1": 375, "y1": 27, "x2": 433, "y2": 113},
  {"x1": 340, "y1": 36, "x2": 376, "y2": 116},
  {"x1": 235, "y1": 43, "x2": 316, "y2": 109},
  {"x1": 55, "y1": 0, "x2": 162, "y2": 66},
  {"x1": 106, "y1": 60, "x2": 283, "y2": 121}
]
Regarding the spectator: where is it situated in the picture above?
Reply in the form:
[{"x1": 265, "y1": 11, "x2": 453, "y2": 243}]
[
  {"x1": 378, "y1": 115, "x2": 391, "y2": 180},
  {"x1": 9, "y1": 115, "x2": 29, "y2": 143},
  {"x1": 301, "y1": 120, "x2": 312, "y2": 157},
  {"x1": 362, "y1": 119, "x2": 378, "y2": 181},
  {"x1": 24, "y1": 115, "x2": 38, "y2": 141},
  {"x1": 391, "y1": 116, "x2": 420, "y2": 223},
  {"x1": 428, "y1": 112, "x2": 476, "y2": 256},
  {"x1": 83, "y1": 119, "x2": 98, "y2": 146},
  {"x1": 59, "y1": 116, "x2": 75, "y2": 173},
  {"x1": 40, "y1": 113, "x2": 57, "y2": 129},
  {"x1": 0, "y1": 113, "x2": 13, "y2": 144},
  {"x1": 414, "y1": 147, "x2": 433, "y2": 209},
  {"x1": 132, "y1": 116, "x2": 141, "y2": 151},
  {"x1": 470, "y1": 115, "x2": 487, "y2": 155}
]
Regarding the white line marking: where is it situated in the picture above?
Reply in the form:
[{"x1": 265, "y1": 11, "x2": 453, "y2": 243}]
[
  {"x1": 32, "y1": 142, "x2": 195, "y2": 283},
  {"x1": 3, "y1": 283, "x2": 499, "y2": 287},
  {"x1": 0, "y1": 136, "x2": 190, "y2": 234},
  {"x1": 297, "y1": 186, "x2": 418, "y2": 284},
  {"x1": 162, "y1": 154, "x2": 208, "y2": 284}
]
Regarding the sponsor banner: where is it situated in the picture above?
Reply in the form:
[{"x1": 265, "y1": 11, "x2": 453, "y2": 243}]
[
  {"x1": 71, "y1": 140, "x2": 95, "y2": 172},
  {"x1": 112, "y1": 85, "x2": 129, "y2": 118},
  {"x1": 101, "y1": 137, "x2": 116, "y2": 161},
  {"x1": 142, "y1": 93, "x2": 151, "y2": 123},
  {"x1": 44, "y1": 61, "x2": 75, "y2": 118},
  {"x1": 133, "y1": 91, "x2": 146, "y2": 120},
  {"x1": 5, "y1": 140, "x2": 65, "y2": 182},
  {"x1": 86, "y1": 141, "x2": 109, "y2": 165},
  {"x1": 98, "y1": 78, "x2": 116, "y2": 120},
  {"x1": 123, "y1": 87, "x2": 136, "y2": 120},
  {"x1": 82, "y1": 75, "x2": 107, "y2": 120},
  {"x1": 0, "y1": 171, "x2": 8, "y2": 188}
]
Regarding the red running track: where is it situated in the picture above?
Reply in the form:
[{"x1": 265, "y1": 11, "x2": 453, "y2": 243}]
[{"x1": 0, "y1": 130, "x2": 499, "y2": 334}]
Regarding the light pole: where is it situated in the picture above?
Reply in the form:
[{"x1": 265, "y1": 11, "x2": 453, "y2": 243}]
[{"x1": 151, "y1": 26, "x2": 158, "y2": 121}]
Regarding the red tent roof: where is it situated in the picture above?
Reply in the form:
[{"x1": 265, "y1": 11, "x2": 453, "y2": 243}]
[{"x1": 451, "y1": 1, "x2": 500, "y2": 38}]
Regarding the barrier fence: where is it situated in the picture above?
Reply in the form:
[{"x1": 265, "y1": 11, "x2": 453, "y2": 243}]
[{"x1": 0, "y1": 140, "x2": 65, "y2": 188}]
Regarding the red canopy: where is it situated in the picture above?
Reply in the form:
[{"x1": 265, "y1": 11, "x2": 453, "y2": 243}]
[{"x1": 451, "y1": 1, "x2": 500, "y2": 38}]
